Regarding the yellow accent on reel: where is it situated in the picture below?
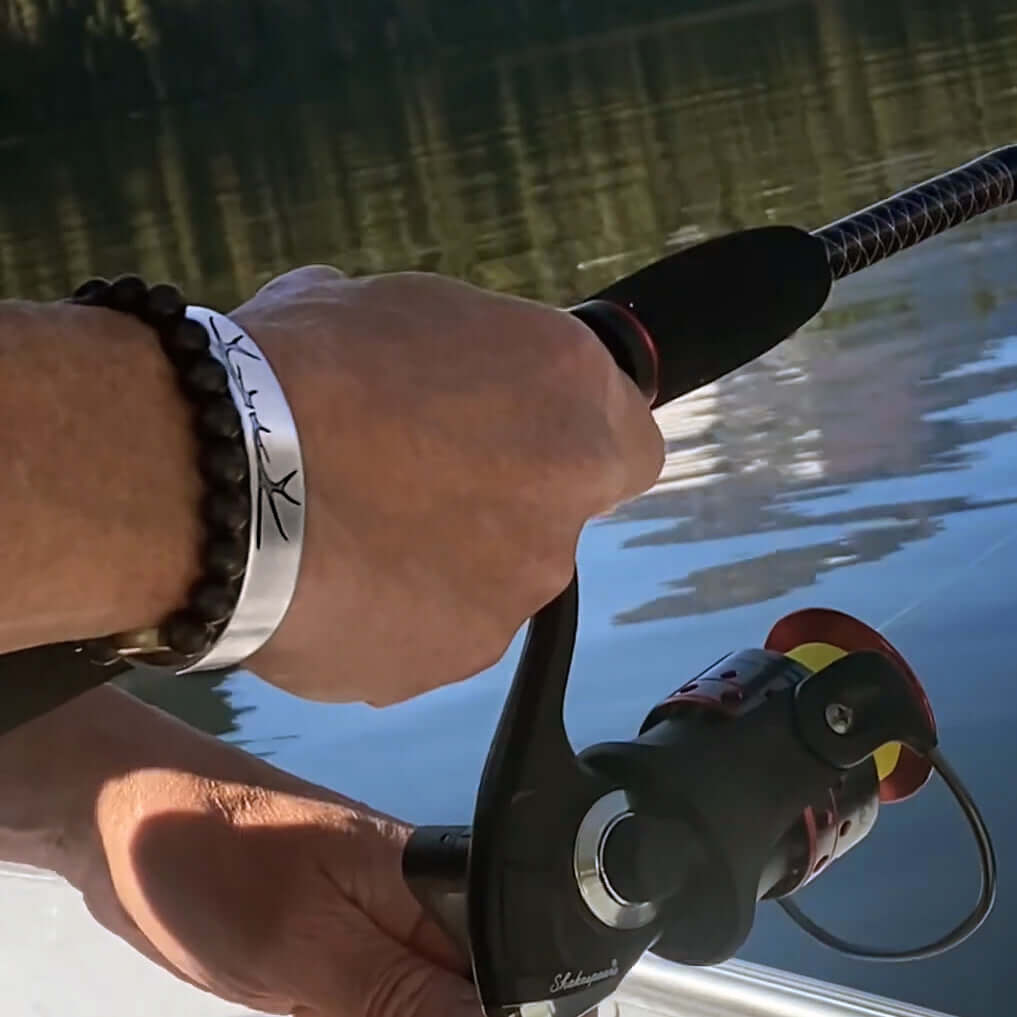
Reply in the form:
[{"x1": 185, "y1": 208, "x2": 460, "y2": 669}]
[{"x1": 785, "y1": 641, "x2": 902, "y2": 782}]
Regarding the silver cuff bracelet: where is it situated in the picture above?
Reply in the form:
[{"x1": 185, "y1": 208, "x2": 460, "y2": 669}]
[{"x1": 175, "y1": 305, "x2": 306, "y2": 672}]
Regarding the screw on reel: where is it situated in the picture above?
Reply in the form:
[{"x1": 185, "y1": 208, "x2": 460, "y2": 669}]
[{"x1": 403, "y1": 582, "x2": 997, "y2": 1017}]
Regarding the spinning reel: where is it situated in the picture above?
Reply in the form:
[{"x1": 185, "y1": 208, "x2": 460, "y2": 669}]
[
  {"x1": 402, "y1": 146, "x2": 1015, "y2": 1017},
  {"x1": 403, "y1": 582, "x2": 996, "y2": 1017}
]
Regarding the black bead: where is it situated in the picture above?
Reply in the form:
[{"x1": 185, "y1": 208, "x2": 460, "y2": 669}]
[
  {"x1": 189, "y1": 581, "x2": 236, "y2": 625},
  {"x1": 109, "y1": 274, "x2": 149, "y2": 313},
  {"x1": 197, "y1": 396, "x2": 242, "y2": 439},
  {"x1": 180, "y1": 357, "x2": 229, "y2": 397},
  {"x1": 61, "y1": 271, "x2": 265, "y2": 661},
  {"x1": 165, "y1": 318, "x2": 211, "y2": 360},
  {"x1": 201, "y1": 438, "x2": 248, "y2": 486},
  {"x1": 72, "y1": 278, "x2": 110, "y2": 303},
  {"x1": 203, "y1": 489, "x2": 250, "y2": 532},
  {"x1": 205, "y1": 534, "x2": 248, "y2": 581},
  {"x1": 146, "y1": 283, "x2": 186, "y2": 322},
  {"x1": 163, "y1": 610, "x2": 211, "y2": 656}
]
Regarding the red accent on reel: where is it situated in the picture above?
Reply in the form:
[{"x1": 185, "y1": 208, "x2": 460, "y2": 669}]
[{"x1": 764, "y1": 608, "x2": 935, "y2": 803}]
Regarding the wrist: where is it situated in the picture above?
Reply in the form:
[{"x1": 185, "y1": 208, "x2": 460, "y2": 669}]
[
  {"x1": 0, "y1": 298, "x2": 203, "y2": 653},
  {"x1": 43, "y1": 284, "x2": 308, "y2": 677}
]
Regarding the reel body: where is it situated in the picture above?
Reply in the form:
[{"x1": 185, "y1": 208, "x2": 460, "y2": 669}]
[{"x1": 404, "y1": 581, "x2": 995, "y2": 1017}]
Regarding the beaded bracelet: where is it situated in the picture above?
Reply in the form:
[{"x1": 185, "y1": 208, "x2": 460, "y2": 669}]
[{"x1": 70, "y1": 274, "x2": 305, "y2": 674}]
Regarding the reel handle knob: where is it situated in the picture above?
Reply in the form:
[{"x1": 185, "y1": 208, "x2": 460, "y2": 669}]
[
  {"x1": 404, "y1": 826, "x2": 471, "y2": 885},
  {"x1": 403, "y1": 826, "x2": 472, "y2": 962}
]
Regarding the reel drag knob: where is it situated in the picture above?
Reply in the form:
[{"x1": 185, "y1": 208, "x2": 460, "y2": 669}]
[{"x1": 766, "y1": 609, "x2": 935, "y2": 803}]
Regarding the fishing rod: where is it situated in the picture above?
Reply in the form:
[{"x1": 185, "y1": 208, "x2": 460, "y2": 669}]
[
  {"x1": 571, "y1": 145, "x2": 1017, "y2": 408},
  {"x1": 403, "y1": 145, "x2": 1017, "y2": 1017}
]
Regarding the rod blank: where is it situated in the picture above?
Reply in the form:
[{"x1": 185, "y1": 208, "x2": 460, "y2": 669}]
[{"x1": 814, "y1": 145, "x2": 1017, "y2": 279}]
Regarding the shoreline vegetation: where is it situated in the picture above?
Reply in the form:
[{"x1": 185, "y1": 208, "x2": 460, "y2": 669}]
[
  {"x1": 3, "y1": 0, "x2": 733, "y2": 126},
  {"x1": 3, "y1": 0, "x2": 1012, "y2": 131},
  {"x1": 3, "y1": 0, "x2": 1016, "y2": 307}
]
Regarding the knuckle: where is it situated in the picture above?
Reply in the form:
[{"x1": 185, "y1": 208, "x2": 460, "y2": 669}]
[
  {"x1": 366, "y1": 269, "x2": 445, "y2": 297},
  {"x1": 393, "y1": 269, "x2": 444, "y2": 285},
  {"x1": 294, "y1": 263, "x2": 346, "y2": 284},
  {"x1": 466, "y1": 627, "x2": 521, "y2": 678},
  {"x1": 624, "y1": 414, "x2": 666, "y2": 494},
  {"x1": 591, "y1": 367, "x2": 666, "y2": 506},
  {"x1": 256, "y1": 263, "x2": 345, "y2": 297},
  {"x1": 550, "y1": 308, "x2": 619, "y2": 388},
  {"x1": 462, "y1": 553, "x2": 576, "y2": 676},
  {"x1": 529, "y1": 548, "x2": 579, "y2": 605},
  {"x1": 509, "y1": 545, "x2": 578, "y2": 618}
]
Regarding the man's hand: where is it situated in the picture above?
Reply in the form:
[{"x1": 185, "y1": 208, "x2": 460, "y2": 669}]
[
  {"x1": 1, "y1": 267, "x2": 662, "y2": 705},
  {"x1": 231, "y1": 267, "x2": 664, "y2": 702},
  {"x1": 86, "y1": 768, "x2": 475, "y2": 1017},
  {"x1": 1, "y1": 685, "x2": 480, "y2": 1017}
]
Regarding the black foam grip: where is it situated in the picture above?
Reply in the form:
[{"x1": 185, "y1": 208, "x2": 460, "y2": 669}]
[{"x1": 585, "y1": 226, "x2": 832, "y2": 408}]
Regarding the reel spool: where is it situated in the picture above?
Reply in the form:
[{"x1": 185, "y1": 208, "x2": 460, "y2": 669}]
[{"x1": 404, "y1": 582, "x2": 997, "y2": 1017}]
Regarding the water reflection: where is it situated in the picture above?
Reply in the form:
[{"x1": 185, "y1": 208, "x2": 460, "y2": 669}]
[
  {"x1": 602, "y1": 212, "x2": 1017, "y2": 625},
  {"x1": 113, "y1": 668, "x2": 248, "y2": 738},
  {"x1": 3, "y1": 0, "x2": 1017, "y2": 307},
  {"x1": 615, "y1": 498, "x2": 1017, "y2": 622}
]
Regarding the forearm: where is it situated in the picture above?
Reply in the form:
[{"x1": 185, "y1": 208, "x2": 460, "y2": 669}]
[
  {"x1": 0, "y1": 299, "x2": 202, "y2": 653},
  {"x1": 0, "y1": 685, "x2": 144, "y2": 875},
  {"x1": 0, "y1": 682, "x2": 360, "y2": 881}
]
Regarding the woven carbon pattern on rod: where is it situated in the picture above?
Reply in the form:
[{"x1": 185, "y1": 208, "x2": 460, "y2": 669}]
[{"x1": 817, "y1": 150, "x2": 1017, "y2": 280}]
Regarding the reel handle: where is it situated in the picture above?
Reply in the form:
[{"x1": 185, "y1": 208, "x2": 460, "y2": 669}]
[
  {"x1": 404, "y1": 826, "x2": 471, "y2": 883},
  {"x1": 403, "y1": 826, "x2": 472, "y2": 961}
]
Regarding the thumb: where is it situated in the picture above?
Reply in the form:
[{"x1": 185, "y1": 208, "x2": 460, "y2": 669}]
[
  {"x1": 293, "y1": 924, "x2": 483, "y2": 1017},
  {"x1": 250, "y1": 263, "x2": 348, "y2": 301}
]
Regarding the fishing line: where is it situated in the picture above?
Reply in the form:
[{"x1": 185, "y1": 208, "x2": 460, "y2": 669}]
[{"x1": 877, "y1": 527, "x2": 1017, "y2": 635}]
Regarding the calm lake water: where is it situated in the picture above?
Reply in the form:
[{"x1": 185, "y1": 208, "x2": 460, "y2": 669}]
[{"x1": 4, "y1": 0, "x2": 1017, "y2": 1013}]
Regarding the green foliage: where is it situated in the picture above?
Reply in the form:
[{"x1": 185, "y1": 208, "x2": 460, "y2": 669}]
[
  {"x1": 1, "y1": 0, "x2": 721, "y2": 124},
  {"x1": 3, "y1": 0, "x2": 1015, "y2": 308}
]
